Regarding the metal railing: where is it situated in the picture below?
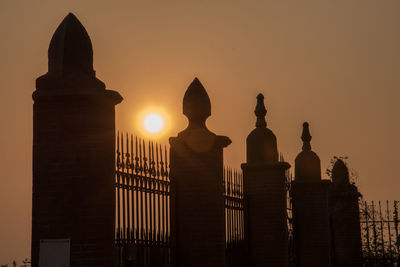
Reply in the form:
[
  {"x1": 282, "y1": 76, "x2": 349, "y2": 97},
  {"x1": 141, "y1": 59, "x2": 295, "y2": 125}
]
[
  {"x1": 360, "y1": 200, "x2": 400, "y2": 266},
  {"x1": 224, "y1": 168, "x2": 247, "y2": 267},
  {"x1": 115, "y1": 133, "x2": 172, "y2": 267}
]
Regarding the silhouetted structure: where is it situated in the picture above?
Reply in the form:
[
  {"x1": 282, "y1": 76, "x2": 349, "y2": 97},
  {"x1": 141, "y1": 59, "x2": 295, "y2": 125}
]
[
  {"x1": 31, "y1": 12, "x2": 395, "y2": 267},
  {"x1": 169, "y1": 78, "x2": 231, "y2": 267},
  {"x1": 114, "y1": 134, "x2": 246, "y2": 267},
  {"x1": 241, "y1": 94, "x2": 290, "y2": 267},
  {"x1": 328, "y1": 159, "x2": 363, "y2": 266},
  {"x1": 291, "y1": 122, "x2": 331, "y2": 267},
  {"x1": 32, "y1": 13, "x2": 122, "y2": 267}
]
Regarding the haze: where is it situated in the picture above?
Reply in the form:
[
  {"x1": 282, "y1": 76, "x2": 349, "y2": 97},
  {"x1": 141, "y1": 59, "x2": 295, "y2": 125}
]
[{"x1": 0, "y1": 0, "x2": 399, "y2": 264}]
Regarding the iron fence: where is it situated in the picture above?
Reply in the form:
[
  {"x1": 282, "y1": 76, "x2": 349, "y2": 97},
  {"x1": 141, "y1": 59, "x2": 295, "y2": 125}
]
[
  {"x1": 115, "y1": 134, "x2": 400, "y2": 267},
  {"x1": 115, "y1": 133, "x2": 172, "y2": 267},
  {"x1": 224, "y1": 168, "x2": 247, "y2": 267},
  {"x1": 115, "y1": 133, "x2": 249, "y2": 267},
  {"x1": 360, "y1": 200, "x2": 400, "y2": 266}
]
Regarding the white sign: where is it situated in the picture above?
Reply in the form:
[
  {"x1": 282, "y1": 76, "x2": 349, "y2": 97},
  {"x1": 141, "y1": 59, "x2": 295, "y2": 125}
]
[{"x1": 39, "y1": 239, "x2": 70, "y2": 267}]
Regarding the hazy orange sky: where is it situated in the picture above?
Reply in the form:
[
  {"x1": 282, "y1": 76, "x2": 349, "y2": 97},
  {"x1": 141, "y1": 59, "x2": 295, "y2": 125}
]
[{"x1": 1, "y1": 0, "x2": 399, "y2": 264}]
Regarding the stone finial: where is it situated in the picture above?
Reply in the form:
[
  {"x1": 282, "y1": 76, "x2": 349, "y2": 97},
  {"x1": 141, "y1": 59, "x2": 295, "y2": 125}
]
[
  {"x1": 295, "y1": 122, "x2": 321, "y2": 181},
  {"x1": 48, "y1": 13, "x2": 94, "y2": 76},
  {"x1": 332, "y1": 159, "x2": 350, "y2": 185},
  {"x1": 246, "y1": 93, "x2": 278, "y2": 163},
  {"x1": 35, "y1": 13, "x2": 111, "y2": 95},
  {"x1": 255, "y1": 93, "x2": 267, "y2": 128},
  {"x1": 174, "y1": 77, "x2": 230, "y2": 152},
  {"x1": 183, "y1": 78, "x2": 211, "y2": 127},
  {"x1": 301, "y1": 122, "x2": 312, "y2": 151}
]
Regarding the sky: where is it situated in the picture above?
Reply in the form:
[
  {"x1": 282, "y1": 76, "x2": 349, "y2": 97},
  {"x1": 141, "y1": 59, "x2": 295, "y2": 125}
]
[{"x1": 0, "y1": 0, "x2": 399, "y2": 264}]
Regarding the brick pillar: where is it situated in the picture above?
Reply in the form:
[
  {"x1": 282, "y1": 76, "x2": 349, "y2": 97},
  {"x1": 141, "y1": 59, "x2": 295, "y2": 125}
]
[
  {"x1": 31, "y1": 13, "x2": 122, "y2": 267},
  {"x1": 329, "y1": 159, "x2": 362, "y2": 267},
  {"x1": 292, "y1": 122, "x2": 331, "y2": 267},
  {"x1": 242, "y1": 94, "x2": 290, "y2": 267},
  {"x1": 169, "y1": 78, "x2": 231, "y2": 267}
]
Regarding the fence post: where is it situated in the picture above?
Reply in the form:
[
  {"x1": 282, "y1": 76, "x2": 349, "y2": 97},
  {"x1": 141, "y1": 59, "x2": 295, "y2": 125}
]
[
  {"x1": 291, "y1": 122, "x2": 331, "y2": 267},
  {"x1": 328, "y1": 159, "x2": 362, "y2": 266},
  {"x1": 241, "y1": 94, "x2": 290, "y2": 267},
  {"x1": 169, "y1": 78, "x2": 231, "y2": 267},
  {"x1": 32, "y1": 13, "x2": 122, "y2": 267}
]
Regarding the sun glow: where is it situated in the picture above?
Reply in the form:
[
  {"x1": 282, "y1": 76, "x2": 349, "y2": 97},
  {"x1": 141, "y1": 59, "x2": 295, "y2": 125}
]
[
  {"x1": 143, "y1": 113, "x2": 164, "y2": 133},
  {"x1": 136, "y1": 107, "x2": 171, "y2": 138}
]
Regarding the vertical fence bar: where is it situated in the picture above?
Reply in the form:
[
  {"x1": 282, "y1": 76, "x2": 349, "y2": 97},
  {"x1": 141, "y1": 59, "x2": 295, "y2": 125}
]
[
  {"x1": 165, "y1": 145, "x2": 170, "y2": 245},
  {"x1": 121, "y1": 133, "x2": 126, "y2": 242},
  {"x1": 156, "y1": 143, "x2": 160, "y2": 245},
  {"x1": 234, "y1": 170, "x2": 238, "y2": 244},
  {"x1": 151, "y1": 142, "x2": 157, "y2": 245},
  {"x1": 147, "y1": 141, "x2": 153, "y2": 246},
  {"x1": 135, "y1": 137, "x2": 140, "y2": 245},
  {"x1": 364, "y1": 201, "x2": 371, "y2": 261},
  {"x1": 230, "y1": 168, "x2": 234, "y2": 244},
  {"x1": 126, "y1": 133, "x2": 131, "y2": 243},
  {"x1": 236, "y1": 170, "x2": 240, "y2": 244},
  {"x1": 131, "y1": 134, "x2": 137, "y2": 244},
  {"x1": 116, "y1": 132, "x2": 121, "y2": 245},
  {"x1": 378, "y1": 201, "x2": 385, "y2": 261},
  {"x1": 144, "y1": 140, "x2": 149, "y2": 246},
  {"x1": 139, "y1": 138, "x2": 145, "y2": 244},
  {"x1": 386, "y1": 200, "x2": 393, "y2": 262},
  {"x1": 227, "y1": 169, "x2": 231, "y2": 245},
  {"x1": 160, "y1": 145, "x2": 166, "y2": 245},
  {"x1": 371, "y1": 201, "x2": 378, "y2": 263},
  {"x1": 394, "y1": 201, "x2": 399, "y2": 263}
]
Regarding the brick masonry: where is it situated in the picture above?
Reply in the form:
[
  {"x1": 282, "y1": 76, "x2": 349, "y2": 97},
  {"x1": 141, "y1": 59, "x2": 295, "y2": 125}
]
[
  {"x1": 329, "y1": 189, "x2": 363, "y2": 267},
  {"x1": 32, "y1": 94, "x2": 120, "y2": 267},
  {"x1": 242, "y1": 163, "x2": 290, "y2": 267},
  {"x1": 291, "y1": 180, "x2": 331, "y2": 267},
  {"x1": 169, "y1": 135, "x2": 229, "y2": 267}
]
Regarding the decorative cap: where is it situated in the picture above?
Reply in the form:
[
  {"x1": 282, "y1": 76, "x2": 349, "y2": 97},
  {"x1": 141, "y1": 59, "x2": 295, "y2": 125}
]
[
  {"x1": 34, "y1": 13, "x2": 122, "y2": 104},
  {"x1": 331, "y1": 159, "x2": 350, "y2": 185},
  {"x1": 48, "y1": 13, "x2": 94, "y2": 76},
  {"x1": 183, "y1": 78, "x2": 211, "y2": 124},
  {"x1": 175, "y1": 78, "x2": 230, "y2": 152},
  {"x1": 301, "y1": 122, "x2": 312, "y2": 151},
  {"x1": 246, "y1": 93, "x2": 278, "y2": 163},
  {"x1": 255, "y1": 93, "x2": 267, "y2": 127},
  {"x1": 295, "y1": 122, "x2": 321, "y2": 181}
]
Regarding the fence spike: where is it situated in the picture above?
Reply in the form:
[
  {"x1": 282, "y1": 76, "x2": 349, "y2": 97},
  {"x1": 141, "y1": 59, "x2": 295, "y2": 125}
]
[
  {"x1": 164, "y1": 145, "x2": 168, "y2": 177},
  {"x1": 155, "y1": 143, "x2": 160, "y2": 178}
]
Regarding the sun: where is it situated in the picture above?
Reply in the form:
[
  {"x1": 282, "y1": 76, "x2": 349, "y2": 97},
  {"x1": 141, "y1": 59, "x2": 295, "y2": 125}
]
[
  {"x1": 136, "y1": 107, "x2": 171, "y2": 137},
  {"x1": 143, "y1": 113, "x2": 165, "y2": 134}
]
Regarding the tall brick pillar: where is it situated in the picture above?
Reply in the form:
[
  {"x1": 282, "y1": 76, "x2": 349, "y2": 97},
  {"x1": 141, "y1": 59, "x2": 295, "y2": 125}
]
[
  {"x1": 291, "y1": 122, "x2": 331, "y2": 267},
  {"x1": 169, "y1": 78, "x2": 231, "y2": 267},
  {"x1": 241, "y1": 94, "x2": 290, "y2": 267},
  {"x1": 328, "y1": 159, "x2": 362, "y2": 267},
  {"x1": 32, "y1": 13, "x2": 122, "y2": 267}
]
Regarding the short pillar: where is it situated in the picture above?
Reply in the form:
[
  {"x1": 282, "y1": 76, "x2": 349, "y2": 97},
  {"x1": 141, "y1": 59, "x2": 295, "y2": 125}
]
[
  {"x1": 329, "y1": 159, "x2": 362, "y2": 267},
  {"x1": 242, "y1": 94, "x2": 290, "y2": 267},
  {"x1": 169, "y1": 78, "x2": 231, "y2": 267},
  {"x1": 31, "y1": 13, "x2": 122, "y2": 267},
  {"x1": 291, "y1": 122, "x2": 331, "y2": 267}
]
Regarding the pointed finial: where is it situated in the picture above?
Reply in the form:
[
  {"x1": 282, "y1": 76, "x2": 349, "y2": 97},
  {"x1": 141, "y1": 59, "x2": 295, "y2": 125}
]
[
  {"x1": 48, "y1": 13, "x2": 94, "y2": 76},
  {"x1": 301, "y1": 122, "x2": 312, "y2": 151},
  {"x1": 255, "y1": 93, "x2": 267, "y2": 128},
  {"x1": 183, "y1": 78, "x2": 211, "y2": 126}
]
